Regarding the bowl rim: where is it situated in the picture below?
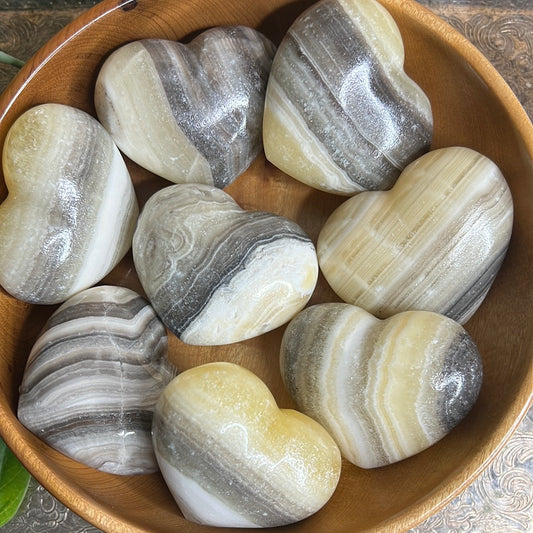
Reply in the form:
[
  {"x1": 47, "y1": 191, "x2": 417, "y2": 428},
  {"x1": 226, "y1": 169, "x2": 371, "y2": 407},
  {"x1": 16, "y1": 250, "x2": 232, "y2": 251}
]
[{"x1": 0, "y1": 0, "x2": 532, "y2": 531}]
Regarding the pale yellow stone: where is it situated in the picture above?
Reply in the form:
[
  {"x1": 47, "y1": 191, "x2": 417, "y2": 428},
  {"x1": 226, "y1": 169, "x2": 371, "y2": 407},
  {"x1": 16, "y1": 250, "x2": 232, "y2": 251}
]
[
  {"x1": 153, "y1": 362, "x2": 341, "y2": 526},
  {"x1": 317, "y1": 146, "x2": 513, "y2": 323},
  {"x1": 0, "y1": 103, "x2": 138, "y2": 304},
  {"x1": 263, "y1": 0, "x2": 433, "y2": 195}
]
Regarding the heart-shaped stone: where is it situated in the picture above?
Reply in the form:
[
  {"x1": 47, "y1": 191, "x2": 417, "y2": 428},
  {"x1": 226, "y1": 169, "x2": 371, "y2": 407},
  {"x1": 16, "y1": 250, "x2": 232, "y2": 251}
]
[
  {"x1": 95, "y1": 26, "x2": 276, "y2": 188},
  {"x1": 152, "y1": 362, "x2": 341, "y2": 527},
  {"x1": 263, "y1": 0, "x2": 433, "y2": 196},
  {"x1": 18, "y1": 285, "x2": 177, "y2": 475},
  {"x1": 317, "y1": 146, "x2": 513, "y2": 323},
  {"x1": 0, "y1": 103, "x2": 138, "y2": 304},
  {"x1": 280, "y1": 303, "x2": 483, "y2": 468},
  {"x1": 132, "y1": 183, "x2": 318, "y2": 345}
]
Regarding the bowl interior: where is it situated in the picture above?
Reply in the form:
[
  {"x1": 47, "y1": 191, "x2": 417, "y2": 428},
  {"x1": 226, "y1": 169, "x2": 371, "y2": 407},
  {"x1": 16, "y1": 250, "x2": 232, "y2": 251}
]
[{"x1": 0, "y1": 0, "x2": 532, "y2": 532}]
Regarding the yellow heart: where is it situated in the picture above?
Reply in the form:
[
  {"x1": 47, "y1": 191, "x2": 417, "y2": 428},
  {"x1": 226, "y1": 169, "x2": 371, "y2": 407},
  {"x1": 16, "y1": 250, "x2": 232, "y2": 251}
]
[{"x1": 152, "y1": 362, "x2": 341, "y2": 527}]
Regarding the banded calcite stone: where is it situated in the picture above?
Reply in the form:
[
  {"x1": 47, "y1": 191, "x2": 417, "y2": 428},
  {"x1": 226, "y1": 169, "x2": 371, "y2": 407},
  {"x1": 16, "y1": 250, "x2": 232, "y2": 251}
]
[
  {"x1": 95, "y1": 26, "x2": 276, "y2": 188},
  {"x1": 0, "y1": 103, "x2": 138, "y2": 305},
  {"x1": 133, "y1": 183, "x2": 318, "y2": 345},
  {"x1": 280, "y1": 303, "x2": 483, "y2": 468},
  {"x1": 18, "y1": 285, "x2": 176, "y2": 475},
  {"x1": 152, "y1": 362, "x2": 341, "y2": 527},
  {"x1": 318, "y1": 146, "x2": 513, "y2": 323},
  {"x1": 263, "y1": 0, "x2": 433, "y2": 196}
]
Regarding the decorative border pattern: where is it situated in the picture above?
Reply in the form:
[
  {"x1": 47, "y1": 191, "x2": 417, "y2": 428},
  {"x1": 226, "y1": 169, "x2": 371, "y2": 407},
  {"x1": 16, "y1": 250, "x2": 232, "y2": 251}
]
[
  {"x1": 0, "y1": 11, "x2": 87, "y2": 92},
  {"x1": 440, "y1": 10, "x2": 533, "y2": 117},
  {"x1": 410, "y1": 408, "x2": 533, "y2": 532},
  {"x1": 0, "y1": 1, "x2": 97, "y2": 10},
  {"x1": 0, "y1": 1, "x2": 531, "y2": 532}
]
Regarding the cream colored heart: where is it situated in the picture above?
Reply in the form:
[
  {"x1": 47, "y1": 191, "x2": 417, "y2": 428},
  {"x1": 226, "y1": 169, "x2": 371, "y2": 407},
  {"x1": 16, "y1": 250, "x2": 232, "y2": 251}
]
[
  {"x1": 95, "y1": 27, "x2": 276, "y2": 188},
  {"x1": 317, "y1": 146, "x2": 513, "y2": 324}
]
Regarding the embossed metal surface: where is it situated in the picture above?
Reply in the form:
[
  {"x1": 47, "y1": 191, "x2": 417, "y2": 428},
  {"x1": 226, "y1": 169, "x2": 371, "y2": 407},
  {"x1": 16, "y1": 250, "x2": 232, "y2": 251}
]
[
  {"x1": 0, "y1": 0, "x2": 532, "y2": 531},
  {"x1": 412, "y1": 408, "x2": 533, "y2": 532},
  {"x1": 424, "y1": 0, "x2": 532, "y2": 117}
]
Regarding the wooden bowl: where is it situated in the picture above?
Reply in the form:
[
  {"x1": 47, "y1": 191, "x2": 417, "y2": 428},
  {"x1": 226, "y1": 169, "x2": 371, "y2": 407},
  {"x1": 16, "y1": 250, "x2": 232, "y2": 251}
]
[{"x1": 1, "y1": 0, "x2": 532, "y2": 531}]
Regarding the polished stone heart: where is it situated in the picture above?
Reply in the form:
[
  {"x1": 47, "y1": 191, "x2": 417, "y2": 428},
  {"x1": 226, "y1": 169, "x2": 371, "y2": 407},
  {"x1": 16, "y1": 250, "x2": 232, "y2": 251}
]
[
  {"x1": 317, "y1": 146, "x2": 513, "y2": 324},
  {"x1": 132, "y1": 183, "x2": 318, "y2": 345},
  {"x1": 263, "y1": 0, "x2": 433, "y2": 196},
  {"x1": 95, "y1": 26, "x2": 276, "y2": 188},
  {"x1": 152, "y1": 362, "x2": 341, "y2": 527},
  {"x1": 0, "y1": 103, "x2": 138, "y2": 305},
  {"x1": 17, "y1": 285, "x2": 176, "y2": 475},
  {"x1": 280, "y1": 303, "x2": 483, "y2": 468}
]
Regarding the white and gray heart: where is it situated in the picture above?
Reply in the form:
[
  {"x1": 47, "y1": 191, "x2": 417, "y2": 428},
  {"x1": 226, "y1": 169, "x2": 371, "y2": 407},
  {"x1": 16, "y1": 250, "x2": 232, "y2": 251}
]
[
  {"x1": 0, "y1": 103, "x2": 138, "y2": 304},
  {"x1": 263, "y1": 0, "x2": 433, "y2": 195},
  {"x1": 18, "y1": 285, "x2": 176, "y2": 475},
  {"x1": 132, "y1": 183, "x2": 318, "y2": 345}
]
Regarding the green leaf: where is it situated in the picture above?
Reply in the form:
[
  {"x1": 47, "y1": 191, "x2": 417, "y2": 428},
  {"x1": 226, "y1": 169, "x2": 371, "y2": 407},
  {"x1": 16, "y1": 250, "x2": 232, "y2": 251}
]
[
  {"x1": 0, "y1": 51, "x2": 25, "y2": 69},
  {"x1": 0, "y1": 438, "x2": 31, "y2": 527}
]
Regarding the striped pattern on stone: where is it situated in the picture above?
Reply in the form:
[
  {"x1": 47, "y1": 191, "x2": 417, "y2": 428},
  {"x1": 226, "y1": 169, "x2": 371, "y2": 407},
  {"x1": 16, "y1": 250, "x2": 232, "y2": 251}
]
[
  {"x1": 0, "y1": 103, "x2": 138, "y2": 305},
  {"x1": 17, "y1": 285, "x2": 176, "y2": 475},
  {"x1": 132, "y1": 183, "x2": 318, "y2": 345},
  {"x1": 95, "y1": 26, "x2": 276, "y2": 188},
  {"x1": 317, "y1": 146, "x2": 513, "y2": 323},
  {"x1": 263, "y1": 0, "x2": 433, "y2": 196},
  {"x1": 152, "y1": 362, "x2": 341, "y2": 527},
  {"x1": 280, "y1": 303, "x2": 483, "y2": 468}
]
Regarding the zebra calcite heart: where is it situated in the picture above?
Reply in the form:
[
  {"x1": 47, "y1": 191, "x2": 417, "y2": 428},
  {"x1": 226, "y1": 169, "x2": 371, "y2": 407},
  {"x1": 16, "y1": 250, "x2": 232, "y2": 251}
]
[
  {"x1": 95, "y1": 26, "x2": 276, "y2": 188},
  {"x1": 152, "y1": 362, "x2": 341, "y2": 527},
  {"x1": 0, "y1": 103, "x2": 138, "y2": 305},
  {"x1": 17, "y1": 285, "x2": 176, "y2": 475},
  {"x1": 280, "y1": 303, "x2": 483, "y2": 468},
  {"x1": 263, "y1": 0, "x2": 433, "y2": 195},
  {"x1": 317, "y1": 146, "x2": 513, "y2": 323},
  {"x1": 132, "y1": 183, "x2": 318, "y2": 345}
]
